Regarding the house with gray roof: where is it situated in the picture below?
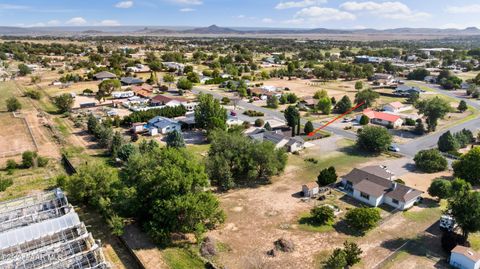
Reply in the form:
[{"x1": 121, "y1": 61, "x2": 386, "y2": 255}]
[
  {"x1": 121, "y1": 77, "x2": 144, "y2": 86},
  {"x1": 341, "y1": 166, "x2": 423, "y2": 210},
  {"x1": 93, "y1": 71, "x2": 117, "y2": 80},
  {"x1": 249, "y1": 130, "x2": 304, "y2": 153},
  {"x1": 147, "y1": 116, "x2": 181, "y2": 135}
]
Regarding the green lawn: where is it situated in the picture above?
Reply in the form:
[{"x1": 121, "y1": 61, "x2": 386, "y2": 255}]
[
  {"x1": 0, "y1": 81, "x2": 32, "y2": 112},
  {"x1": 162, "y1": 247, "x2": 205, "y2": 269},
  {"x1": 297, "y1": 212, "x2": 335, "y2": 233}
]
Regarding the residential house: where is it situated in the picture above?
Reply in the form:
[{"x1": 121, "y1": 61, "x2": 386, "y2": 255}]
[
  {"x1": 162, "y1": 62, "x2": 185, "y2": 73},
  {"x1": 357, "y1": 109, "x2": 403, "y2": 128},
  {"x1": 150, "y1": 95, "x2": 197, "y2": 111},
  {"x1": 302, "y1": 182, "x2": 319, "y2": 198},
  {"x1": 147, "y1": 116, "x2": 182, "y2": 135},
  {"x1": 249, "y1": 130, "x2": 305, "y2": 153},
  {"x1": 371, "y1": 73, "x2": 395, "y2": 86},
  {"x1": 393, "y1": 85, "x2": 422, "y2": 97},
  {"x1": 424, "y1": 75, "x2": 438, "y2": 84},
  {"x1": 383, "y1": 102, "x2": 412, "y2": 113},
  {"x1": 341, "y1": 166, "x2": 423, "y2": 210},
  {"x1": 120, "y1": 77, "x2": 144, "y2": 86},
  {"x1": 355, "y1": 56, "x2": 382, "y2": 64},
  {"x1": 132, "y1": 84, "x2": 154, "y2": 98},
  {"x1": 126, "y1": 64, "x2": 150, "y2": 73},
  {"x1": 298, "y1": 97, "x2": 317, "y2": 109},
  {"x1": 131, "y1": 122, "x2": 146, "y2": 133},
  {"x1": 450, "y1": 245, "x2": 480, "y2": 269},
  {"x1": 93, "y1": 71, "x2": 117, "y2": 81}
]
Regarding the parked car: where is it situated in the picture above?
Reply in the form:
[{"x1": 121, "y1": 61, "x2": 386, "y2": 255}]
[
  {"x1": 230, "y1": 111, "x2": 237, "y2": 116},
  {"x1": 388, "y1": 144, "x2": 400, "y2": 152},
  {"x1": 440, "y1": 214, "x2": 456, "y2": 232}
]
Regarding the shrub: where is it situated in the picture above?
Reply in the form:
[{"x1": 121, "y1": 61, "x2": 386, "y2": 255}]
[
  {"x1": 0, "y1": 177, "x2": 13, "y2": 192},
  {"x1": 344, "y1": 207, "x2": 381, "y2": 232},
  {"x1": 22, "y1": 151, "x2": 38, "y2": 168},
  {"x1": 414, "y1": 149, "x2": 448, "y2": 173},
  {"x1": 254, "y1": 118, "x2": 264, "y2": 127},
  {"x1": 243, "y1": 110, "x2": 264, "y2": 117},
  {"x1": 5, "y1": 159, "x2": 17, "y2": 170},
  {"x1": 304, "y1": 121, "x2": 314, "y2": 134},
  {"x1": 25, "y1": 89, "x2": 42, "y2": 100},
  {"x1": 356, "y1": 126, "x2": 392, "y2": 153},
  {"x1": 428, "y1": 179, "x2": 451, "y2": 200},
  {"x1": 317, "y1": 166, "x2": 337, "y2": 186},
  {"x1": 359, "y1": 115, "x2": 369, "y2": 125},
  {"x1": 37, "y1": 156, "x2": 49, "y2": 167},
  {"x1": 405, "y1": 118, "x2": 416, "y2": 126},
  {"x1": 310, "y1": 206, "x2": 335, "y2": 225}
]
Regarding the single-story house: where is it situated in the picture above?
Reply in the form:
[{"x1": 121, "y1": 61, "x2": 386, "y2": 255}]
[
  {"x1": 383, "y1": 102, "x2": 412, "y2": 113},
  {"x1": 126, "y1": 64, "x2": 150, "y2": 73},
  {"x1": 357, "y1": 109, "x2": 403, "y2": 128},
  {"x1": 372, "y1": 73, "x2": 394, "y2": 83},
  {"x1": 93, "y1": 71, "x2": 117, "y2": 81},
  {"x1": 147, "y1": 116, "x2": 182, "y2": 135},
  {"x1": 249, "y1": 130, "x2": 305, "y2": 153},
  {"x1": 424, "y1": 75, "x2": 438, "y2": 84},
  {"x1": 298, "y1": 97, "x2": 317, "y2": 109},
  {"x1": 341, "y1": 166, "x2": 423, "y2": 210},
  {"x1": 132, "y1": 84, "x2": 154, "y2": 98},
  {"x1": 131, "y1": 122, "x2": 146, "y2": 133},
  {"x1": 393, "y1": 85, "x2": 422, "y2": 97},
  {"x1": 121, "y1": 77, "x2": 144, "y2": 86},
  {"x1": 450, "y1": 245, "x2": 480, "y2": 269},
  {"x1": 150, "y1": 95, "x2": 188, "y2": 107},
  {"x1": 302, "y1": 182, "x2": 319, "y2": 198}
]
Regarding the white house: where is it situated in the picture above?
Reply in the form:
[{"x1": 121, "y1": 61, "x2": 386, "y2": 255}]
[
  {"x1": 147, "y1": 116, "x2": 182, "y2": 135},
  {"x1": 383, "y1": 102, "x2": 412, "y2": 113},
  {"x1": 450, "y1": 245, "x2": 480, "y2": 269},
  {"x1": 357, "y1": 109, "x2": 404, "y2": 128},
  {"x1": 341, "y1": 166, "x2": 423, "y2": 210}
]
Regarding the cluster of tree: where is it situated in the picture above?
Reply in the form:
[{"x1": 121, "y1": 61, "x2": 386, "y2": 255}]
[
  {"x1": 59, "y1": 73, "x2": 84, "y2": 83},
  {"x1": 59, "y1": 141, "x2": 224, "y2": 241},
  {"x1": 324, "y1": 241, "x2": 362, "y2": 269},
  {"x1": 407, "y1": 68, "x2": 430, "y2": 81},
  {"x1": 279, "y1": 93, "x2": 298, "y2": 105},
  {"x1": 122, "y1": 105, "x2": 187, "y2": 125},
  {"x1": 24, "y1": 89, "x2": 42, "y2": 100},
  {"x1": 428, "y1": 178, "x2": 471, "y2": 201},
  {"x1": 438, "y1": 129, "x2": 475, "y2": 154},
  {"x1": 53, "y1": 94, "x2": 75, "y2": 113},
  {"x1": 86, "y1": 114, "x2": 120, "y2": 150},
  {"x1": 438, "y1": 70, "x2": 463, "y2": 90},
  {"x1": 96, "y1": 79, "x2": 121, "y2": 102},
  {"x1": 206, "y1": 130, "x2": 287, "y2": 191},
  {"x1": 356, "y1": 126, "x2": 393, "y2": 153},
  {"x1": 354, "y1": 89, "x2": 379, "y2": 108},
  {"x1": 194, "y1": 93, "x2": 227, "y2": 132},
  {"x1": 453, "y1": 147, "x2": 480, "y2": 185},
  {"x1": 415, "y1": 97, "x2": 452, "y2": 132},
  {"x1": 6, "y1": 97, "x2": 22, "y2": 112},
  {"x1": 317, "y1": 166, "x2": 338, "y2": 186},
  {"x1": 345, "y1": 207, "x2": 381, "y2": 232},
  {"x1": 334, "y1": 95, "x2": 353, "y2": 114},
  {"x1": 414, "y1": 149, "x2": 448, "y2": 173}
]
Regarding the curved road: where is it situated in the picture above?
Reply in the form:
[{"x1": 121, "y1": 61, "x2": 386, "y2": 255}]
[{"x1": 194, "y1": 83, "x2": 479, "y2": 158}]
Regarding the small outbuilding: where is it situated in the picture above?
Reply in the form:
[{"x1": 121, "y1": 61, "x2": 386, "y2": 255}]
[
  {"x1": 302, "y1": 182, "x2": 319, "y2": 198},
  {"x1": 450, "y1": 245, "x2": 480, "y2": 269}
]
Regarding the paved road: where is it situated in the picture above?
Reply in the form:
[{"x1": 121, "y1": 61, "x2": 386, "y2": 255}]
[{"x1": 193, "y1": 84, "x2": 479, "y2": 157}]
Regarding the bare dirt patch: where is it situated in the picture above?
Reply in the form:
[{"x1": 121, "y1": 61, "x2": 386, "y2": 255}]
[{"x1": 0, "y1": 113, "x2": 36, "y2": 159}]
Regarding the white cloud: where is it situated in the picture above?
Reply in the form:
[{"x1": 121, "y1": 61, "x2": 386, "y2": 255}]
[
  {"x1": 99, "y1": 20, "x2": 121, "y2": 26},
  {"x1": 445, "y1": 4, "x2": 480, "y2": 14},
  {"x1": 235, "y1": 15, "x2": 246, "y2": 19},
  {"x1": 294, "y1": 7, "x2": 356, "y2": 22},
  {"x1": 115, "y1": 1, "x2": 134, "y2": 8},
  {"x1": 262, "y1": 18, "x2": 274, "y2": 23},
  {"x1": 0, "y1": 4, "x2": 29, "y2": 10},
  {"x1": 340, "y1": 1, "x2": 430, "y2": 21},
  {"x1": 179, "y1": 8, "x2": 195, "y2": 12},
  {"x1": 47, "y1": 20, "x2": 61, "y2": 26},
  {"x1": 170, "y1": 0, "x2": 203, "y2": 5},
  {"x1": 275, "y1": 0, "x2": 327, "y2": 10},
  {"x1": 66, "y1": 17, "x2": 87, "y2": 26}
]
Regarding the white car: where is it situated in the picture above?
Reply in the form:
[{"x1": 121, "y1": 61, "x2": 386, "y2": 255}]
[{"x1": 388, "y1": 144, "x2": 400, "y2": 152}]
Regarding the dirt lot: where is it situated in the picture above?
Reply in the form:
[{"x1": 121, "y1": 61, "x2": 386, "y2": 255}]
[{"x1": 0, "y1": 113, "x2": 36, "y2": 159}]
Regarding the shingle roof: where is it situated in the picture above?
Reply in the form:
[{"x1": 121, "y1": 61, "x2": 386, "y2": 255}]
[
  {"x1": 121, "y1": 77, "x2": 144, "y2": 85},
  {"x1": 343, "y1": 166, "x2": 422, "y2": 202},
  {"x1": 363, "y1": 109, "x2": 401, "y2": 123},
  {"x1": 93, "y1": 71, "x2": 117, "y2": 79}
]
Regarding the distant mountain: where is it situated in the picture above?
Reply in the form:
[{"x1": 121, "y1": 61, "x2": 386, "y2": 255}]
[{"x1": 182, "y1": 25, "x2": 241, "y2": 34}]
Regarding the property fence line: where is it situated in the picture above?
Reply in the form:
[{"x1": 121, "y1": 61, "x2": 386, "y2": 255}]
[
  {"x1": 372, "y1": 240, "x2": 410, "y2": 269},
  {"x1": 12, "y1": 111, "x2": 39, "y2": 152}
]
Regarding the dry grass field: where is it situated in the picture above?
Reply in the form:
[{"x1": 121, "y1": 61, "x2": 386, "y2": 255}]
[{"x1": 0, "y1": 113, "x2": 36, "y2": 159}]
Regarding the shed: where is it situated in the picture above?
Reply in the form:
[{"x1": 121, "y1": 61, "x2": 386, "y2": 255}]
[{"x1": 302, "y1": 182, "x2": 319, "y2": 198}]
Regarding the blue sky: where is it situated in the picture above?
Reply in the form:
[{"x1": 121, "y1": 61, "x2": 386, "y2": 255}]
[{"x1": 1, "y1": 0, "x2": 480, "y2": 29}]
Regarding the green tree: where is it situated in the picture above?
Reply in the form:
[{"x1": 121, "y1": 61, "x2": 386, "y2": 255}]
[
  {"x1": 194, "y1": 93, "x2": 227, "y2": 132},
  {"x1": 451, "y1": 178, "x2": 472, "y2": 197},
  {"x1": 284, "y1": 105, "x2": 300, "y2": 137},
  {"x1": 415, "y1": 97, "x2": 451, "y2": 132},
  {"x1": 304, "y1": 121, "x2": 314, "y2": 135},
  {"x1": 335, "y1": 95, "x2": 353, "y2": 114},
  {"x1": 22, "y1": 151, "x2": 38, "y2": 168},
  {"x1": 121, "y1": 147, "x2": 225, "y2": 242},
  {"x1": 324, "y1": 248, "x2": 347, "y2": 269},
  {"x1": 18, "y1": 64, "x2": 32, "y2": 76},
  {"x1": 458, "y1": 100, "x2": 468, "y2": 113},
  {"x1": 98, "y1": 79, "x2": 121, "y2": 97},
  {"x1": 414, "y1": 149, "x2": 448, "y2": 173},
  {"x1": 166, "y1": 130, "x2": 186, "y2": 148},
  {"x1": 414, "y1": 119, "x2": 426, "y2": 135},
  {"x1": 313, "y1": 89, "x2": 328, "y2": 99},
  {"x1": 53, "y1": 94, "x2": 74, "y2": 113},
  {"x1": 438, "y1": 131, "x2": 459, "y2": 153},
  {"x1": 6, "y1": 97, "x2": 21, "y2": 112},
  {"x1": 344, "y1": 241, "x2": 362, "y2": 266},
  {"x1": 317, "y1": 97, "x2": 332, "y2": 115},
  {"x1": 177, "y1": 77, "x2": 193, "y2": 91},
  {"x1": 264, "y1": 122, "x2": 272, "y2": 131},
  {"x1": 359, "y1": 115, "x2": 370, "y2": 125},
  {"x1": 453, "y1": 147, "x2": 480, "y2": 185},
  {"x1": 163, "y1": 73, "x2": 175, "y2": 86},
  {"x1": 449, "y1": 191, "x2": 480, "y2": 239},
  {"x1": 186, "y1": 72, "x2": 200, "y2": 83},
  {"x1": 310, "y1": 206, "x2": 334, "y2": 225},
  {"x1": 345, "y1": 207, "x2": 381, "y2": 232},
  {"x1": 110, "y1": 131, "x2": 125, "y2": 158},
  {"x1": 254, "y1": 118, "x2": 264, "y2": 127},
  {"x1": 266, "y1": 95, "x2": 279, "y2": 109},
  {"x1": 317, "y1": 166, "x2": 337, "y2": 186},
  {"x1": 356, "y1": 126, "x2": 392, "y2": 153},
  {"x1": 407, "y1": 92, "x2": 420, "y2": 105},
  {"x1": 428, "y1": 179, "x2": 452, "y2": 200},
  {"x1": 117, "y1": 143, "x2": 137, "y2": 162},
  {"x1": 354, "y1": 89, "x2": 379, "y2": 108},
  {"x1": 355, "y1": 81, "x2": 363, "y2": 91}
]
